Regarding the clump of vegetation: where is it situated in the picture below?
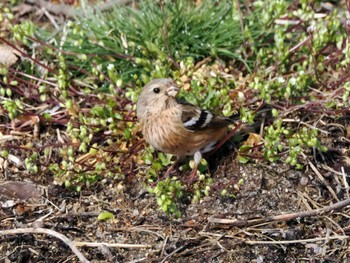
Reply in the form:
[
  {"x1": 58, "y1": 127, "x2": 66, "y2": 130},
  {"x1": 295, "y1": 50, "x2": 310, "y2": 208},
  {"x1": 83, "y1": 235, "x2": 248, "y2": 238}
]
[
  {"x1": 1, "y1": 0, "x2": 349, "y2": 216},
  {"x1": 149, "y1": 176, "x2": 183, "y2": 218}
]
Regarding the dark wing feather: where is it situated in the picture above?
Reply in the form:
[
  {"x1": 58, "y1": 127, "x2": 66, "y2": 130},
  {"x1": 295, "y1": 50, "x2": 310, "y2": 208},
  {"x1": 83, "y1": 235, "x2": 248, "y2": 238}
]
[{"x1": 178, "y1": 100, "x2": 233, "y2": 131}]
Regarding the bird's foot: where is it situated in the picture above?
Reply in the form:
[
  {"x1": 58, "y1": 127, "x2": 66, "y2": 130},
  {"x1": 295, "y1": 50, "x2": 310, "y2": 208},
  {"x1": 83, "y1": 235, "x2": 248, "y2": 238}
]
[
  {"x1": 182, "y1": 162, "x2": 199, "y2": 184},
  {"x1": 187, "y1": 169, "x2": 199, "y2": 184},
  {"x1": 158, "y1": 158, "x2": 182, "y2": 181}
]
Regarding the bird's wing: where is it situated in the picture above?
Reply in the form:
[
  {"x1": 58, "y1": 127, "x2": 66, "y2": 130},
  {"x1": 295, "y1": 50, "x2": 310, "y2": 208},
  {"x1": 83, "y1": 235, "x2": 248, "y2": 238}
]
[{"x1": 178, "y1": 101, "x2": 233, "y2": 131}]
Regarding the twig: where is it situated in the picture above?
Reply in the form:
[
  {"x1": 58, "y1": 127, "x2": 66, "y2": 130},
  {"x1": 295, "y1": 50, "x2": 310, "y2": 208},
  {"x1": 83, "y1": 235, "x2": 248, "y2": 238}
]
[
  {"x1": 0, "y1": 228, "x2": 90, "y2": 263},
  {"x1": 126, "y1": 257, "x2": 148, "y2": 263},
  {"x1": 308, "y1": 161, "x2": 339, "y2": 201},
  {"x1": 234, "y1": 0, "x2": 245, "y2": 34},
  {"x1": 52, "y1": 211, "x2": 101, "y2": 219},
  {"x1": 194, "y1": 57, "x2": 212, "y2": 70},
  {"x1": 129, "y1": 226, "x2": 165, "y2": 240},
  {"x1": 341, "y1": 166, "x2": 350, "y2": 199},
  {"x1": 212, "y1": 121, "x2": 243, "y2": 153},
  {"x1": 160, "y1": 245, "x2": 185, "y2": 263},
  {"x1": 43, "y1": 9, "x2": 59, "y2": 30},
  {"x1": 297, "y1": 191, "x2": 319, "y2": 211},
  {"x1": 159, "y1": 0, "x2": 180, "y2": 69},
  {"x1": 244, "y1": 235, "x2": 349, "y2": 245},
  {"x1": 199, "y1": 231, "x2": 242, "y2": 240},
  {"x1": 119, "y1": 139, "x2": 145, "y2": 166},
  {"x1": 160, "y1": 235, "x2": 169, "y2": 257},
  {"x1": 0, "y1": 37, "x2": 57, "y2": 74},
  {"x1": 199, "y1": 231, "x2": 349, "y2": 245},
  {"x1": 74, "y1": 241, "x2": 151, "y2": 249},
  {"x1": 282, "y1": 118, "x2": 329, "y2": 135},
  {"x1": 208, "y1": 197, "x2": 350, "y2": 227},
  {"x1": 288, "y1": 36, "x2": 311, "y2": 54},
  {"x1": 25, "y1": 0, "x2": 132, "y2": 17}
]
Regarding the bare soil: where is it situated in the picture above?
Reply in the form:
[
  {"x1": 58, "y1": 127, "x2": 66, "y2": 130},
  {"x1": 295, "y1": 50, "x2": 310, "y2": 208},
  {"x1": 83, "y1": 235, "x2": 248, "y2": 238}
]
[{"x1": 1, "y1": 115, "x2": 350, "y2": 262}]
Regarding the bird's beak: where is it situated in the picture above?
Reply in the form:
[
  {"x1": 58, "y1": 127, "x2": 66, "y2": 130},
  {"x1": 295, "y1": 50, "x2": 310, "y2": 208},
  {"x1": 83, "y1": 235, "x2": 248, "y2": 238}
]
[{"x1": 167, "y1": 85, "x2": 179, "y2": 97}]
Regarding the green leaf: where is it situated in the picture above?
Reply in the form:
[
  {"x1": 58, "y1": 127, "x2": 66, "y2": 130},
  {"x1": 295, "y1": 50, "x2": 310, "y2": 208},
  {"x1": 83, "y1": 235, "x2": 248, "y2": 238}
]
[
  {"x1": 98, "y1": 211, "x2": 114, "y2": 221},
  {"x1": 238, "y1": 154, "x2": 250, "y2": 164}
]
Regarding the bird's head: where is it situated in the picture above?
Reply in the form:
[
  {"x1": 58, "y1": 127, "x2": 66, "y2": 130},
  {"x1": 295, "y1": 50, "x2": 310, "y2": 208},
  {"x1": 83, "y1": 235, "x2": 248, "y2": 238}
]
[{"x1": 136, "y1": 78, "x2": 179, "y2": 118}]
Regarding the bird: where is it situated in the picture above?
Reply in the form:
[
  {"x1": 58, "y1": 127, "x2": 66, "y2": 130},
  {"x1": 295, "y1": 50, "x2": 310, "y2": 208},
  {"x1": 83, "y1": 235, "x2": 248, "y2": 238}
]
[{"x1": 136, "y1": 78, "x2": 237, "y2": 180}]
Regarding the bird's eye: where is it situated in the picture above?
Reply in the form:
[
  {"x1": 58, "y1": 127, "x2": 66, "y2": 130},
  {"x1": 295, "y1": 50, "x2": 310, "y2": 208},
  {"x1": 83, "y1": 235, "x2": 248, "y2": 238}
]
[{"x1": 153, "y1": 87, "x2": 161, "y2": 94}]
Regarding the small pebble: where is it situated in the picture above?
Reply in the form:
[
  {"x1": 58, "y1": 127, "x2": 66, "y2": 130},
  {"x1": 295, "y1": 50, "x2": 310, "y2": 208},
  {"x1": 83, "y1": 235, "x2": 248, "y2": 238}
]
[{"x1": 300, "y1": 176, "x2": 309, "y2": 186}]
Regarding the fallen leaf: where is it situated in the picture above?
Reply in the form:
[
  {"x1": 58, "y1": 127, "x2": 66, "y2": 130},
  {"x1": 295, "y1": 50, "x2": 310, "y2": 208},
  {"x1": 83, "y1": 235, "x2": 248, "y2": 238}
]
[
  {"x1": 0, "y1": 45, "x2": 21, "y2": 67},
  {"x1": 98, "y1": 211, "x2": 114, "y2": 221},
  {"x1": 11, "y1": 114, "x2": 40, "y2": 132},
  {"x1": 346, "y1": 125, "x2": 350, "y2": 139},
  {"x1": 0, "y1": 181, "x2": 42, "y2": 200},
  {"x1": 243, "y1": 133, "x2": 262, "y2": 147}
]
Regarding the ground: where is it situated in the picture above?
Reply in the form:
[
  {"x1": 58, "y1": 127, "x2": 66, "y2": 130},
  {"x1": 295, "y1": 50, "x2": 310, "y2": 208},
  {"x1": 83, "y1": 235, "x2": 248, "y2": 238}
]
[
  {"x1": 1, "y1": 1, "x2": 350, "y2": 262},
  {"x1": 1, "y1": 115, "x2": 350, "y2": 262}
]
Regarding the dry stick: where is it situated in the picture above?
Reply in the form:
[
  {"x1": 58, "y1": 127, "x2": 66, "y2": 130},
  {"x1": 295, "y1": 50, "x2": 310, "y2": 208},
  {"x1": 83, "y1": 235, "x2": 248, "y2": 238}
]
[
  {"x1": 0, "y1": 228, "x2": 90, "y2": 263},
  {"x1": 208, "y1": 197, "x2": 350, "y2": 227},
  {"x1": 25, "y1": 0, "x2": 132, "y2": 17},
  {"x1": 289, "y1": 36, "x2": 311, "y2": 54},
  {"x1": 160, "y1": 245, "x2": 186, "y2": 263},
  {"x1": 341, "y1": 166, "x2": 350, "y2": 199},
  {"x1": 244, "y1": 235, "x2": 349, "y2": 245},
  {"x1": 308, "y1": 161, "x2": 339, "y2": 201},
  {"x1": 199, "y1": 231, "x2": 349, "y2": 245},
  {"x1": 0, "y1": 37, "x2": 56, "y2": 75},
  {"x1": 212, "y1": 121, "x2": 243, "y2": 153},
  {"x1": 234, "y1": 0, "x2": 245, "y2": 35},
  {"x1": 74, "y1": 241, "x2": 151, "y2": 249},
  {"x1": 159, "y1": 0, "x2": 180, "y2": 69}
]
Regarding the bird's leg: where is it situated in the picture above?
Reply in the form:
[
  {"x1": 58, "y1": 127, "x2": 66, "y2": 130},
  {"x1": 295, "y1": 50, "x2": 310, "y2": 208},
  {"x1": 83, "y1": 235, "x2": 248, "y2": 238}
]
[
  {"x1": 187, "y1": 151, "x2": 202, "y2": 183},
  {"x1": 161, "y1": 156, "x2": 184, "y2": 179},
  {"x1": 163, "y1": 159, "x2": 179, "y2": 177}
]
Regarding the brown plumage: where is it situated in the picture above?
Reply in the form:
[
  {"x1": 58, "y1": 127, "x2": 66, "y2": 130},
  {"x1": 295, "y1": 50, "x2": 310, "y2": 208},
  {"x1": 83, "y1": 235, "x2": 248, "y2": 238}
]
[{"x1": 136, "y1": 78, "x2": 234, "y2": 175}]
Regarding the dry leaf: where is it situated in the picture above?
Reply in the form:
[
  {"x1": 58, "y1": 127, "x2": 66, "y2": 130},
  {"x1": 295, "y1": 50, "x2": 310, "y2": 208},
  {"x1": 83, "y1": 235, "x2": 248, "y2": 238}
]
[
  {"x1": 0, "y1": 181, "x2": 42, "y2": 200},
  {"x1": 346, "y1": 125, "x2": 350, "y2": 139},
  {"x1": 11, "y1": 114, "x2": 40, "y2": 132},
  {"x1": 0, "y1": 45, "x2": 21, "y2": 67},
  {"x1": 243, "y1": 133, "x2": 262, "y2": 147},
  {"x1": 183, "y1": 83, "x2": 191, "y2": 91}
]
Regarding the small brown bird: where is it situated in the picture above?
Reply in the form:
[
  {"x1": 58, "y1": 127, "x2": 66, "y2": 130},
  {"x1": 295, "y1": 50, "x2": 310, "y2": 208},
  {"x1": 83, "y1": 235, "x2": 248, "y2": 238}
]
[{"x1": 136, "y1": 78, "x2": 235, "y2": 177}]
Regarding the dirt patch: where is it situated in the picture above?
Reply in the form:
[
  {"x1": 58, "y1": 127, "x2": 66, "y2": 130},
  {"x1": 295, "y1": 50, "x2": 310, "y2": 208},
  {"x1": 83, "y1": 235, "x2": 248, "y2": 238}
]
[{"x1": 2, "y1": 129, "x2": 350, "y2": 262}]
